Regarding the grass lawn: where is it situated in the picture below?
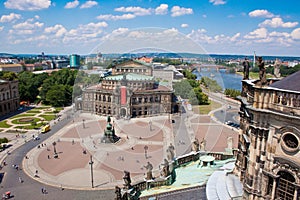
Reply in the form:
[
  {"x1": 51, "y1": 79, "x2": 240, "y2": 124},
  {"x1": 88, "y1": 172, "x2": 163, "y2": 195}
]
[
  {"x1": 193, "y1": 100, "x2": 222, "y2": 115},
  {"x1": 34, "y1": 106, "x2": 51, "y2": 110},
  {"x1": 39, "y1": 114, "x2": 56, "y2": 121},
  {"x1": 0, "y1": 120, "x2": 12, "y2": 128},
  {"x1": 11, "y1": 117, "x2": 40, "y2": 125},
  {"x1": 10, "y1": 113, "x2": 36, "y2": 119},
  {"x1": 26, "y1": 110, "x2": 41, "y2": 114},
  {"x1": 44, "y1": 111, "x2": 55, "y2": 114}
]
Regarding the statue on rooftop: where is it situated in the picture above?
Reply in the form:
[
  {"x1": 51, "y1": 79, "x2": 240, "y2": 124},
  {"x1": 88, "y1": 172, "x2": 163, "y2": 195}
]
[
  {"x1": 242, "y1": 57, "x2": 250, "y2": 80},
  {"x1": 200, "y1": 138, "x2": 206, "y2": 151},
  {"x1": 144, "y1": 161, "x2": 153, "y2": 180},
  {"x1": 192, "y1": 138, "x2": 200, "y2": 152},
  {"x1": 257, "y1": 56, "x2": 267, "y2": 85},
  {"x1": 115, "y1": 186, "x2": 122, "y2": 200},
  {"x1": 166, "y1": 143, "x2": 175, "y2": 161},
  {"x1": 274, "y1": 58, "x2": 281, "y2": 78},
  {"x1": 161, "y1": 158, "x2": 170, "y2": 178},
  {"x1": 123, "y1": 170, "x2": 132, "y2": 189}
]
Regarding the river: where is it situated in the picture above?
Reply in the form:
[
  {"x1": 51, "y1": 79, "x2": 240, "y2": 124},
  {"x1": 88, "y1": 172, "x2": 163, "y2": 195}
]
[{"x1": 193, "y1": 68, "x2": 243, "y2": 91}]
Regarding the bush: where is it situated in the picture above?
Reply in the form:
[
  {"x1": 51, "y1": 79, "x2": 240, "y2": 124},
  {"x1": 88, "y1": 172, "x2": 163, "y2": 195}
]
[{"x1": 0, "y1": 137, "x2": 9, "y2": 144}]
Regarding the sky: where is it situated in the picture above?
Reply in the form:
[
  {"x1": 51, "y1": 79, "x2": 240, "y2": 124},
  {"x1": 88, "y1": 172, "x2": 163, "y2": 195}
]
[{"x1": 1, "y1": 0, "x2": 300, "y2": 56}]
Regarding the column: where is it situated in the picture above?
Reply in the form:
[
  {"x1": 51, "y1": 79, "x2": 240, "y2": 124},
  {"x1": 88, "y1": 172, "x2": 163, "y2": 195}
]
[
  {"x1": 271, "y1": 178, "x2": 277, "y2": 199},
  {"x1": 293, "y1": 189, "x2": 298, "y2": 200}
]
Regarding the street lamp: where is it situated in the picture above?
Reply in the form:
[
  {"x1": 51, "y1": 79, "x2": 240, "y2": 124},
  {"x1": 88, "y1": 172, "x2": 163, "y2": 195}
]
[
  {"x1": 82, "y1": 119, "x2": 85, "y2": 128},
  {"x1": 52, "y1": 141, "x2": 58, "y2": 158},
  {"x1": 89, "y1": 155, "x2": 94, "y2": 188}
]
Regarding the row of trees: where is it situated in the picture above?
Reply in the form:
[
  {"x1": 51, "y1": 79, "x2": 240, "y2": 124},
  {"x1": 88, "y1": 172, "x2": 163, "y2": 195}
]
[
  {"x1": 174, "y1": 70, "x2": 209, "y2": 105},
  {"x1": 0, "y1": 69, "x2": 79, "y2": 107},
  {"x1": 200, "y1": 77, "x2": 223, "y2": 92},
  {"x1": 224, "y1": 88, "x2": 241, "y2": 99}
]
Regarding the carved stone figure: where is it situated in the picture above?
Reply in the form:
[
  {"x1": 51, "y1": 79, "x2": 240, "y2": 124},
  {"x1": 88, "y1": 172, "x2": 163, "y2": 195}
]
[
  {"x1": 242, "y1": 57, "x2": 250, "y2": 80},
  {"x1": 144, "y1": 161, "x2": 153, "y2": 180},
  {"x1": 274, "y1": 58, "x2": 281, "y2": 78},
  {"x1": 192, "y1": 138, "x2": 200, "y2": 152},
  {"x1": 123, "y1": 170, "x2": 131, "y2": 189},
  {"x1": 200, "y1": 138, "x2": 206, "y2": 151},
  {"x1": 161, "y1": 158, "x2": 170, "y2": 177},
  {"x1": 166, "y1": 143, "x2": 175, "y2": 161},
  {"x1": 257, "y1": 56, "x2": 267, "y2": 85},
  {"x1": 115, "y1": 186, "x2": 122, "y2": 200}
]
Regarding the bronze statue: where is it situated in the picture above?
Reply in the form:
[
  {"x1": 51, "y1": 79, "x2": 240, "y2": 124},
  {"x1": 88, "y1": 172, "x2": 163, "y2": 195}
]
[
  {"x1": 257, "y1": 56, "x2": 267, "y2": 85},
  {"x1": 242, "y1": 57, "x2": 250, "y2": 80}
]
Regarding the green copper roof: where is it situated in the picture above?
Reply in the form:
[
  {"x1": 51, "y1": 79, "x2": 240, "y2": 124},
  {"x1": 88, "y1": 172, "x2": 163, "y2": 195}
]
[{"x1": 104, "y1": 73, "x2": 154, "y2": 81}]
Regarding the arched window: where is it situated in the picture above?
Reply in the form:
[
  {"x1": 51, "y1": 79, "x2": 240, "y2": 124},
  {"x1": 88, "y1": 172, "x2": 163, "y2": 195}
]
[{"x1": 276, "y1": 171, "x2": 296, "y2": 200}]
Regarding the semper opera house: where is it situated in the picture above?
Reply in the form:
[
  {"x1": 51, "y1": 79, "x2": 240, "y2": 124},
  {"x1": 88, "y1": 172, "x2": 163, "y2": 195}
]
[
  {"x1": 80, "y1": 60, "x2": 179, "y2": 119},
  {"x1": 234, "y1": 70, "x2": 300, "y2": 200}
]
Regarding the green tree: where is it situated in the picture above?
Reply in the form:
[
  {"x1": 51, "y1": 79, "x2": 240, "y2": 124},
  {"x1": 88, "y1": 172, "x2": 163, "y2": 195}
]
[
  {"x1": 46, "y1": 85, "x2": 68, "y2": 107},
  {"x1": 200, "y1": 77, "x2": 222, "y2": 92}
]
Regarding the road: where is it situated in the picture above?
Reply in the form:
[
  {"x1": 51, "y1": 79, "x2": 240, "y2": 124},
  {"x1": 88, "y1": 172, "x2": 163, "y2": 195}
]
[{"x1": 0, "y1": 109, "x2": 114, "y2": 200}]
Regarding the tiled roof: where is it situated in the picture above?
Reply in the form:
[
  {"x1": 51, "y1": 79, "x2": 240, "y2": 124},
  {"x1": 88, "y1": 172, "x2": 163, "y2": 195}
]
[
  {"x1": 104, "y1": 73, "x2": 153, "y2": 81},
  {"x1": 269, "y1": 70, "x2": 300, "y2": 92}
]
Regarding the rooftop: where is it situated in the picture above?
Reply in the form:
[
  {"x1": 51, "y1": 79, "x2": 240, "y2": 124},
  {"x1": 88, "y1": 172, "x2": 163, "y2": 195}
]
[
  {"x1": 269, "y1": 70, "x2": 300, "y2": 92},
  {"x1": 104, "y1": 73, "x2": 154, "y2": 81}
]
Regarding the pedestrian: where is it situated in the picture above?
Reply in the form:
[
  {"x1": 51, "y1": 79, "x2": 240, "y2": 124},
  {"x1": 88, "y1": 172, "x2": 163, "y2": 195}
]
[
  {"x1": 41, "y1": 187, "x2": 44, "y2": 194},
  {"x1": 19, "y1": 177, "x2": 23, "y2": 183},
  {"x1": 47, "y1": 155, "x2": 50, "y2": 159}
]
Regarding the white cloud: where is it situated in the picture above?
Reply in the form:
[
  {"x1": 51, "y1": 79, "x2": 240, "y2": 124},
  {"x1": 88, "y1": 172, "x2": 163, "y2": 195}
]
[
  {"x1": 34, "y1": 15, "x2": 40, "y2": 20},
  {"x1": 0, "y1": 26, "x2": 4, "y2": 31},
  {"x1": 244, "y1": 28, "x2": 268, "y2": 39},
  {"x1": 181, "y1": 24, "x2": 189, "y2": 28},
  {"x1": 4, "y1": 0, "x2": 51, "y2": 11},
  {"x1": 248, "y1": 9, "x2": 274, "y2": 18},
  {"x1": 64, "y1": 22, "x2": 108, "y2": 42},
  {"x1": 259, "y1": 17, "x2": 298, "y2": 28},
  {"x1": 44, "y1": 24, "x2": 67, "y2": 37},
  {"x1": 115, "y1": 6, "x2": 152, "y2": 16},
  {"x1": 202, "y1": 14, "x2": 207, "y2": 18},
  {"x1": 13, "y1": 21, "x2": 44, "y2": 30},
  {"x1": 80, "y1": 1, "x2": 98, "y2": 9},
  {"x1": 155, "y1": 4, "x2": 168, "y2": 15},
  {"x1": 64, "y1": 0, "x2": 79, "y2": 9},
  {"x1": 269, "y1": 31, "x2": 290, "y2": 38},
  {"x1": 291, "y1": 28, "x2": 300, "y2": 40},
  {"x1": 0, "y1": 13, "x2": 21, "y2": 23},
  {"x1": 96, "y1": 14, "x2": 135, "y2": 21},
  {"x1": 209, "y1": 0, "x2": 226, "y2": 5},
  {"x1": 171, "y1": 6, "x2": 193, "y2": 17}
]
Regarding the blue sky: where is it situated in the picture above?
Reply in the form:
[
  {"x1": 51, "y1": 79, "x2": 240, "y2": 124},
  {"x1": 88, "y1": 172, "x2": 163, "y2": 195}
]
[{"x1": 1, "y1": 0, "x2": 300, "y2": 56}]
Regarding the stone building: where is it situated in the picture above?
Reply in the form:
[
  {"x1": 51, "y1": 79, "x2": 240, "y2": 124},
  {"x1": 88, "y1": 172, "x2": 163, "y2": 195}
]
[
  {"x1": 0, "y1": 79, "x2": 19, "y2": 116},
  {"x1": 80, "y1": 60, "x2": 179, "y2": 118},
  {"x1": 234, "y1": 70, "x2": 300, "y2": 199}
]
